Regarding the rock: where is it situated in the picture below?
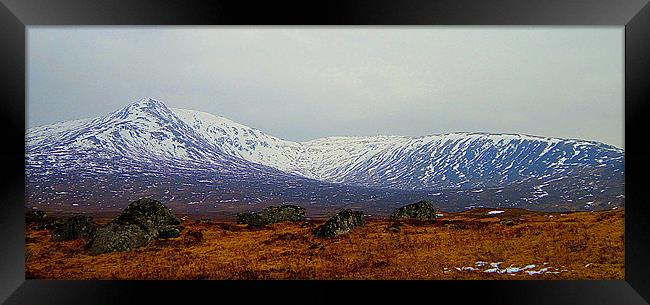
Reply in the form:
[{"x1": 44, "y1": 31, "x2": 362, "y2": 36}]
[
  {"x1": 390, "y1": 201, "x2": 438, "y2": 221},
  {"x1": 27, "y1": 208, "x2": 54, "y2": 231},
  {"x1": 236, "y1": 205, "x2": 306, "y2": 226},
  {"x1": 236, "y1": 212, "x2": 265, "y2": 227},
  {"x1": 26, "y1": 208, "x2": 46, "y2": 224},
  {"x1": 313, "y1": 210, "x2": 365, "y2": 238},
  {"x1": 158, "y1": 225, "x2": 181, "y2": 238},
  {"x1": 500, "y1": 218, "x2": 518, "y2": 226},
  {"x1": 260, "y1": 205, "x2": 306, "y2": 222},
  {"x1": 183, "y1": 229, "x2": 204, "y2": 246},
  {"x1": 87, "y1": 198, "x2": 183, "y2": 255},
  {"x1": 89, "y1": 223, "x2": 154, "y2": 255},
  {"x1": 387, "y1": 226, "x2": 401, "y2": 233},
  {"x1": 386, "y1": 222, "x2": 403, "y2": 232},
  {"x1": 113, "y1": 198, "x2": 181, "y2": 235},
  {"x1": 52, "y1": 215, "x2": 96, "y2": 241}
]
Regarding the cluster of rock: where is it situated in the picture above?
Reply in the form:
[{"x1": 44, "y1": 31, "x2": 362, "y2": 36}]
[
  {"x1": 29, "y1": 199, "x2": 440, "y2": 248},
  {"x1": 26, "y1": 208, "x2": 96, "y2": 240},
  {"x1": 312, "y1": 200, "x2": 438, "y2": 237},
  {"x1": 236, "y1": 205, "x2": 306, "y2": 227},
  {"x1": 28, "y1": 198, "x2": 184, "y2": 255},
  {"x1": 235, "y1": 205, "x2": 369, "y2": 238},
  {"x1": 26, "y1": 209, "x2": 46, "y2": 224},
  {"x1": 26, "y1": 208, "x2": 54, "y2": 231},
  {"x1": 89, "y1": 198, "x2": 182, "y2": 255},
  {"x1": 52, "y1": 215, "x2": 96, "y2": 242}
]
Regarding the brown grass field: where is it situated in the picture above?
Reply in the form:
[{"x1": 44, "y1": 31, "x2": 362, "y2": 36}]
[{"x1": 25, "y1": 208, "x2": 624, "y2": 280}]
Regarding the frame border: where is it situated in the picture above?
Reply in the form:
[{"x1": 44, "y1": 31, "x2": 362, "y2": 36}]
[{"x1": 1, "y1": 1, "x2": 649, "y2": 304}]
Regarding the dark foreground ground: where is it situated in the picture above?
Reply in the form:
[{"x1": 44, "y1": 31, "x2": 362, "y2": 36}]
[{"x1": 26, "y1": 208, "x2": 624, "y2": 279}]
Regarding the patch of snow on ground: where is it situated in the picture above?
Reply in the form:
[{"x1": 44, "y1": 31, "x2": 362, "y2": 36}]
[
  {"x1": 452, "y1": 261, "x2": 568, "y2": 276},
  {"x1": 487, "y1": 210, "x2": 505, "y2": 215}
]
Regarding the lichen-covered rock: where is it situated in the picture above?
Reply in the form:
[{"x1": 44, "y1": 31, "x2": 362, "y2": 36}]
[
  {"x1": 87, "y1": 198, "x2": 183, "y2": 255},
  {"x1": 88, "y1": 223, "x2": 154, "y2": 255},
  {"x1": 52, "y1": 215, "x2": 96, "y2": 241},
  {"x1": 236, "y1": 212, "x2": 265, "y2": 227},
  {"x1": 313, "y1": 210, "x2": 365, "y2": 238},
  {"x1": 27, "y1": 208, "x2": 54, "y2": 231},
  {"x1": 260, "y1": 205, "x2": 306, "y2": 223},
  {"x1": 113, "y1": 198, "x2": 181, "y2": 234},
  {"x1": 236, "y1": 205, "x2": 306, "y2": 226},
  {"x1": 390, "y1": 201, "x2": 438, "y2": 221},
  {"x1": 26, "y1": 208, "x2": 46, "y2": 224}
]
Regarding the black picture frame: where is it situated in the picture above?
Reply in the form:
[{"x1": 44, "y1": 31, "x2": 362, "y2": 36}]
[{"x1": 1, "y1": 0, "x2": 649, "y2": 304}]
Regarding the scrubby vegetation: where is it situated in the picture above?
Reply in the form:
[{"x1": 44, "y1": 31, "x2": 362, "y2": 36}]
[{"x1": 25, "y1": 207, "x2": 624, "y2": 280}]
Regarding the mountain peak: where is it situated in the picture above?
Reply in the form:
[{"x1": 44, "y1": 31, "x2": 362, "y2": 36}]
[
  {"x1": 132, "y1": 97, "x2": 166, "y2": 108},
  {"x1": 99, "y1": 97, "x2": 180, "y2": 128},
  {"x1": 116, "y1": 97, "x2": 170, "y2": 115},
  {"x1": 26, "y1": 99, "x2": 625, "y2": 212}
]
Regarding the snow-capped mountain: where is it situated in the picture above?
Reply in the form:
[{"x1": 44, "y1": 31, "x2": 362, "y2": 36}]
[
  {"x1": 28, "y1": 98, "x2": 223, "y2": 164},
  {"x1": 170, "y1": 103, "x2": 624, "y2": 192},
  {"x1": 170, "y1": 108, "x2": 304, "y2": 174},
  {"x1": 25, "y1": 98, "x2": 625, "y2": 213},
  {"x1": 26, "y1": 98, "x2": 334, "y2": 209}
]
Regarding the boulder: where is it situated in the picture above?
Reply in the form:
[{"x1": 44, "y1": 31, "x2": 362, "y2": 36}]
[
  {"x1": 390, "y1": 201, "x2": 438, "y2": 221},
  {"x1": 52, "y1": 215, "x2": 96, "y2": 242},
  {"x1": 313, "y1": 210, "x2": 365, "y2": 238},
  {"x1": 26, "y1": 208, "x2": 54, "y2": 231},
  {"x1": 26, "y1": 208, "x2": 46, "y2": 224},
  {"x1": 113, "y1": 198, "x2": 181, "y2": 235},
  {"x1": 236, "y1": 205, "x2": 306, "y2": 226},
  {"x1": 236, "y1": 212, "x2": 265, "y2": 227},
  {"x1": 88, "y1": 223, "x2": 154, "y2": 255},
  {"x1": 88, "y1": 198, "x2": 183, "y2": 255}
]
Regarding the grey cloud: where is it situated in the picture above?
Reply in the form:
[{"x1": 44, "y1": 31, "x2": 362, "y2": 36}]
[{"x1": 27, "y1": 27, "x2": 623, "y2": 148}]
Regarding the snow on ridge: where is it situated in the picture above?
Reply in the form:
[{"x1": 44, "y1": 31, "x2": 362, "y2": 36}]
[
  {"x1": 170, "y1": 107, "x2": 304, "y2": 173},
  {"x1": 27, "y1": 98, "x2": 626, "y2": 192}
]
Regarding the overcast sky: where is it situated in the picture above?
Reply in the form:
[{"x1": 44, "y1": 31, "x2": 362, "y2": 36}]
[{"x1": 27, "y1": 27, "x2": 624, "y2": 148}]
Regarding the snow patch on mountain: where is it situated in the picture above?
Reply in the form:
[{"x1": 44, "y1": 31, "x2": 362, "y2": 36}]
[
  {"x1": 26, "y1": 98, "x2": 625, "y2": 211},
  {"x1": 166, "y1": 105, "x2": 624, "y2": 191}
]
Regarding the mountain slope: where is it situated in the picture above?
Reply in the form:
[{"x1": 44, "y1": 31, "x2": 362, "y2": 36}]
[
  {"x1": 171, "y1": 107, "x2": 624, "y2": 192},
  {"x1": 25, "y1": 98, "x2": 362, "y2": 210},
  {"x1": 26, "y1": 98, "x2": 625, "y2": 213},
  {"x1": 170, "y1": 108, "x2": 305, "y2": 175}
]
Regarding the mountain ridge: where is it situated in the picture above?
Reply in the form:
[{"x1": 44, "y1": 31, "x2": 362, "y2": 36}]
[{"x1": 25, "y1": 97, "x2": 625, "y2": 213}]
